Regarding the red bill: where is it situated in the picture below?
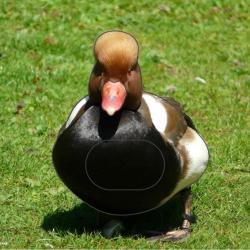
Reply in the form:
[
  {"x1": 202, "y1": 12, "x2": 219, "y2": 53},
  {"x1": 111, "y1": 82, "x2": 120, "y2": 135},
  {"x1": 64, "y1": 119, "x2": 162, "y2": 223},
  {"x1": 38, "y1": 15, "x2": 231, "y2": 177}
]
[{"x1": 101, "y1": 81, "x2": 127, "y2": 116}]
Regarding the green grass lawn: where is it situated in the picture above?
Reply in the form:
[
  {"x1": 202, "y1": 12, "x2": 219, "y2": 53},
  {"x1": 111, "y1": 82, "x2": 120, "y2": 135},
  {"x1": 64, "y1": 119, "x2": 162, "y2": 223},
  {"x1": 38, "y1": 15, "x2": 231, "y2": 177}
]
[{"x1": 0, "y1": 0, "x2": 249, "y2": 248}]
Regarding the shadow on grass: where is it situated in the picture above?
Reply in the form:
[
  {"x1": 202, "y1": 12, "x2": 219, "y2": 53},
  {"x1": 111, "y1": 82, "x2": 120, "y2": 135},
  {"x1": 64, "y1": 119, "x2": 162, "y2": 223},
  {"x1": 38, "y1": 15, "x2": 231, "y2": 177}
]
[
  {"x1": 42, "y1": 203, "x2": 98, "y2": 234},
  {"x1": 41, "y1": 195, "x2": 186, "y2": 237}
]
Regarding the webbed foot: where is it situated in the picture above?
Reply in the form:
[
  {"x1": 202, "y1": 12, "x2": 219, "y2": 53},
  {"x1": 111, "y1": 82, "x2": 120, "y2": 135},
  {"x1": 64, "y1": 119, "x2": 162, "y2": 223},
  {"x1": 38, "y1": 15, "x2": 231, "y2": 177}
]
[
  {"x1": 147, "y1": 188, "x2": 195, "y2": 242},
  {"x1": 147, "y1": 228, "x2": 190, "y2": 242},
  {"x1": 102, "y1": 219, "x2": 125, "y2": 238}
]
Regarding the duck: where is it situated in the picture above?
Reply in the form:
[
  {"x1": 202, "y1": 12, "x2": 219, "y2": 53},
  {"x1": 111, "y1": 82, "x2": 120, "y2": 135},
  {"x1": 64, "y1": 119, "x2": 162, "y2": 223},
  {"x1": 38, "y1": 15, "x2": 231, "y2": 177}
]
[{"x1": 52, "y1": 31, "x2": 209, "y2": 241}]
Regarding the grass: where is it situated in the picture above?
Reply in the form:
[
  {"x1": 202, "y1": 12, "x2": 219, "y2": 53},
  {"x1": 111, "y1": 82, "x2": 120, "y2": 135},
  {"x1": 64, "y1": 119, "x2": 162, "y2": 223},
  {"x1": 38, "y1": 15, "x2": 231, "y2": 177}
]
[{"x1": 0, "y1": 0, "x2": 249, "y2": 248}]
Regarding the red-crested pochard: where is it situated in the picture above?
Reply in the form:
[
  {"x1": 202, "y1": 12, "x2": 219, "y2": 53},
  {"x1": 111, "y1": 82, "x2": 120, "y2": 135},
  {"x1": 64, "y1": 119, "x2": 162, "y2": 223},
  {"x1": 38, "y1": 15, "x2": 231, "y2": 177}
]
[{"x1": 52, "y1": 31, "x2": 209, "y2": 241}]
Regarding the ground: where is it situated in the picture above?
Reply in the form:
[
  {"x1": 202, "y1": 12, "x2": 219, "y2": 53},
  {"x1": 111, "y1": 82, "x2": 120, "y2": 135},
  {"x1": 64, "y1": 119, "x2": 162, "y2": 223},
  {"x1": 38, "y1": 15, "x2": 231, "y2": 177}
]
[{"x1": 0, "y1": 0, "x2": 249, "y2": 248}]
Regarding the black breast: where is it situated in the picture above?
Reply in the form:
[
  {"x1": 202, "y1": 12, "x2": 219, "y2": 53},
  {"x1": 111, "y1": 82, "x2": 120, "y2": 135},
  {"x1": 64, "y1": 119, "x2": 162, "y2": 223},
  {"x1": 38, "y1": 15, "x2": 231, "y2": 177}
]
[{"x1": 53, "y1": 106, "x2": 181, "y2": 215}]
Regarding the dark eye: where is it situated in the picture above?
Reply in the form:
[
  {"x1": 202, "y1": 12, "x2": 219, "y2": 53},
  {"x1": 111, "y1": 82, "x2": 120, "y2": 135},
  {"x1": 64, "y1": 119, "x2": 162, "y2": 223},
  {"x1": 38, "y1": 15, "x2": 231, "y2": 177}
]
[
  {"x1": 94, "y1": 61, "x2": 104, "y2": 76},
  {"x1": 128, "y1": 63, "x2": 137, "y2": 73}
]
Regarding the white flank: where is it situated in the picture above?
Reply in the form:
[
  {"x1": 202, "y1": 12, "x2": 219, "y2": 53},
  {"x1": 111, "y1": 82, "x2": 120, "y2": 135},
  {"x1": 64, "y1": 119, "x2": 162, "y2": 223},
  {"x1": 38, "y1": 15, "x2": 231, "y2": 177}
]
[
  {"x1": 160, "y1": 128, "x2": 209, "y2": 205},
  {"x1": 175, "y1": 128, "x2": 209, "y2": 191},
  {"x1": 65, "y1": 96, "x2": 89, "y2": 129},
  {"x1": 142, "y1": 93, "x2": 168, "y2": 133}
]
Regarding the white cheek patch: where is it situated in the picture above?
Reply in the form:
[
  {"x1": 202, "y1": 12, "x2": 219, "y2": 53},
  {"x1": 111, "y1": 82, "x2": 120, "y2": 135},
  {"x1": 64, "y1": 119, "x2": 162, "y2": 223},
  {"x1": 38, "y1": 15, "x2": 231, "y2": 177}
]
[
  {"x1": 142, "y1": 93, "x2": 167, "y2": 134},
  {"x1": 65, "y1": 96, "x2": 89, "y2": 129}
]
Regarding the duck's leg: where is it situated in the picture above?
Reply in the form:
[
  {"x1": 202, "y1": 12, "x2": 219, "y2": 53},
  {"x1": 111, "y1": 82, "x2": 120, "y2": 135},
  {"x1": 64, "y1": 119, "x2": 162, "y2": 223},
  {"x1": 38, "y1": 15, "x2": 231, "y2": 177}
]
[
  {"x1": 147, "y1": 187, "x2": 195, "y2": 242},
  {"x1": 97, "y1": 212, "x2": 125, "y2": 238}
]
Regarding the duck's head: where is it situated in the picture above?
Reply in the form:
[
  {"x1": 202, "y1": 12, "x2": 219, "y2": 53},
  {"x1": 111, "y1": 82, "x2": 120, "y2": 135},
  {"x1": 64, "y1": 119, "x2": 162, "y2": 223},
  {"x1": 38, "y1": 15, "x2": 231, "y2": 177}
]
[{"x1": 88, "y1": 31, "x2": 143, "y2": 116}]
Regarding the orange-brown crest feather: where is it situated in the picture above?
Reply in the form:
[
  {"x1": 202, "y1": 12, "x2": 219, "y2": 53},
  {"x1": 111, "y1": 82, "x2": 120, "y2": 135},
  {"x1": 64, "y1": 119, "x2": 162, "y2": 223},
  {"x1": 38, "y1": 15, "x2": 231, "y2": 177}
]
[{"x1": 94, "y1": 31, "x2": 139, "y2": 73}]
